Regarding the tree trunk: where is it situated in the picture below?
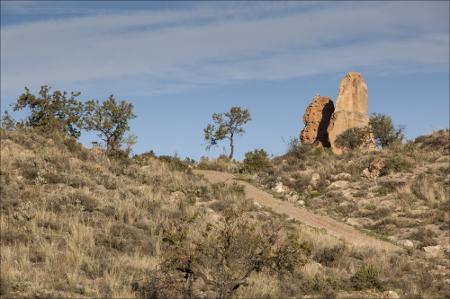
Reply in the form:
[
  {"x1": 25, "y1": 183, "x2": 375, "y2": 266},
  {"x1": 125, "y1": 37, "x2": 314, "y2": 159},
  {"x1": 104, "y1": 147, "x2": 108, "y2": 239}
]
[{"x1": 229, "y1": 134, "x2": 234, "y2": 160}]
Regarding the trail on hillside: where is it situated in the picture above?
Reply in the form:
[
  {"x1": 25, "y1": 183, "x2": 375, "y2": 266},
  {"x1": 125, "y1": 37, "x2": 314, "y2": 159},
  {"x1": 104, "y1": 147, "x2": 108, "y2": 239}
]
[{"x1": 194, "y1": 169, "x2": 401, "y2": 252}]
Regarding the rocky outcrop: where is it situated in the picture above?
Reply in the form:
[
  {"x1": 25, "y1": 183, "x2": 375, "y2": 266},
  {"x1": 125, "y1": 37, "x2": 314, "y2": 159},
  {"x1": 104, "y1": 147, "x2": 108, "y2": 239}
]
[
  {"x1": 300, "y1": 95, "x2": 334, "y2": 146},
  {"x1": 299, "y1": 72, "x2": 375, "y2": 154},
  {"x1": 327, "y1": 72, "x2": 370, "y2": 154}
]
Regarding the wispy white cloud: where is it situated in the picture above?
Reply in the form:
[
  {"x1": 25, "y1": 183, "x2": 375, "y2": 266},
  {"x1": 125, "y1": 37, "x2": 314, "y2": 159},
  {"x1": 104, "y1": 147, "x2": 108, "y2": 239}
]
[{"x1": 1, "y1": 1, "x2": 448, "y2": 99}]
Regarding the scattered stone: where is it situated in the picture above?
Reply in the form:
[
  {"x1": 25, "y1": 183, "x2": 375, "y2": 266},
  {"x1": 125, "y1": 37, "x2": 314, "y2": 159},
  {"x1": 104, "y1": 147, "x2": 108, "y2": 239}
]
[
  {"x1": 253, "y1": 201, "x2": 262, "y2": 209},
  {"x1": 300, "y1": 95, "x2": 335, "y2": 147},
  {"x1": 327, "y1": 72, "x2": 374, "y2": 154},
  {"x1": 297, "y1": 200, "x2": 305, "y2": 206},
  {"x1": 381, "y1": 290, "x2": 400, "y2": 299},
  {"x1": 272, "y1": 181, "x2": 289, "y2": 193},
  {"x1": 328, "y1": 180, "x2": 349, "y2": 189},
  {"x1": 169, "y1": 191, "x2": 186, "y2": 202},
  {"x1": 423, "y1": 245, "x2": 441, "y2": 258},
  {"x1": 310, "y1": 173, "x2": 321, "y2": 187},
  {"x1": 331, "y1": 172, "x2": 352, "y2": 181}
]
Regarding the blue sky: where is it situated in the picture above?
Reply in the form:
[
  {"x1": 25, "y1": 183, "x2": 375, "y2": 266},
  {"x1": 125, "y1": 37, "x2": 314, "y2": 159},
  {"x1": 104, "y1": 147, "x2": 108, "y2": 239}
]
[{"x1": 1, "y1": 1, "x2": 449, "y2": 160}]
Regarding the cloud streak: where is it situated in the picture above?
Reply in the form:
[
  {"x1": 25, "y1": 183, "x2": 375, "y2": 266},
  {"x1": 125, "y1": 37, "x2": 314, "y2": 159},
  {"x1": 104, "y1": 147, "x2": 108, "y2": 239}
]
[{"x1": 1, "y1": 2, "x2": 448, "y2": 99}]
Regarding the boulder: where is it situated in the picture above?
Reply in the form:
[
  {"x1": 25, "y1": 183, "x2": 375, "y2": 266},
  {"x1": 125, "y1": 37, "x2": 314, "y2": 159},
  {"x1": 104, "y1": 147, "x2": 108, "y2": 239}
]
[
  {"x1": 362, "y1": 158, "x2": 386, "y2": 179},
  {"x1": 327, "y1": 72, "x2": 372, "y2": 154},
  {"x1": 399, "y1": 239, "x2": 414, "y2": 249},
  {"x1": 272, "y1": 182, "x2": 289, "y2": 194},
  {"x1": 300, "y1": 95, "x2": 335, "y2": 146}
]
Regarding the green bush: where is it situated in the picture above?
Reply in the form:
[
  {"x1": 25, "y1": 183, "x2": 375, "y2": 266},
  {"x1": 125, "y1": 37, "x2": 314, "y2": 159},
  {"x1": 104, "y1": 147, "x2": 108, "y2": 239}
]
[
  {"x1": 350, "y1": 264, "x2": 382, "y2": 290},
  {"x1": 369, "y1": 113, "x2": 404, "y2": 148},
  {"x1": 242, "y1": 149, "x2": 272, "y2": 173},
  {"x1": 335, "y1": 127, "x2": 369, "y2": 150},
  {"x1": 381, "y1": 155, "x2": 413, "y2": 175}
]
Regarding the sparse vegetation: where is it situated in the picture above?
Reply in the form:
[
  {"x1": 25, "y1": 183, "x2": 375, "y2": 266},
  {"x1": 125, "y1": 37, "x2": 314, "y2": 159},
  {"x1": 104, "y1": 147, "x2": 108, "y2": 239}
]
[
  {"x1": 2, "y1": 127, "x2": 448, "y2": 298},
  {"x1": 350, "y1": 264, "x2": 382, "y2": 291}
]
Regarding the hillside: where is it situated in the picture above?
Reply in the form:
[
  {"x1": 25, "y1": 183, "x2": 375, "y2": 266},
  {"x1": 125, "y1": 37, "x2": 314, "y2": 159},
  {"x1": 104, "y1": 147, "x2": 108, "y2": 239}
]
[
  {"x1": 247, "y1": 130, "x2": 449, "y2": 256},
  {"x1": 1, "y1": 128, "x2": 449, "y2": 298}
]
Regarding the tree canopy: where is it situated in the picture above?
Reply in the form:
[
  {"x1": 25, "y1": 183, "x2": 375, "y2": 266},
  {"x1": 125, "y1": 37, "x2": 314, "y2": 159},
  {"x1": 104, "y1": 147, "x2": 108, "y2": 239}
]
[
  {"x1": 13, "y1": 86, "x2": 84, "y2": 138},
  {"x1": 83, "y1": 95, "x2": 136, "y2": 154}
]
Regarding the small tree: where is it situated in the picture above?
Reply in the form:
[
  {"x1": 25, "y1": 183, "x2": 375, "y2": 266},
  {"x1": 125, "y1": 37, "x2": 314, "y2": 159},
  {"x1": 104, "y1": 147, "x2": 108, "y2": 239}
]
[
  {"x1": 83, "y1": 96, "x2": 136, "y2": 155},
  {"x1": 13, "y1": 86, "x2": 84, "y2": 138},
  {"x1": 204, "y1": 107, "x2": 251, "y2": 160},
  {"x1": 1, "y1": 111, "x2": 16, "y2": 131},
  {"x1": 335, "y1": 127, "x2": 369, "y2": 150},
  {"x1": 369, "y1": 113, "x2": 404, "y2": 148}
]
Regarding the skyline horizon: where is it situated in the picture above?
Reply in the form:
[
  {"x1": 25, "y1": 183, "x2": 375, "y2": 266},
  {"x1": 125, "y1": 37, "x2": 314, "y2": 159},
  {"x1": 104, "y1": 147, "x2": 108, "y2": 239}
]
[{"x1": 1, "y1": 1, "x2": 448, "y2": 160}]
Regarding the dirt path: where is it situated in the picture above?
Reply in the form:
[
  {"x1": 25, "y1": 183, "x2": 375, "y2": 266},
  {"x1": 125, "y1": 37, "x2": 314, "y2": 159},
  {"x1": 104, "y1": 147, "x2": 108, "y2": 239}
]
[{"x1": 194, "y1": 169, "x2": 401, "y2": 252}]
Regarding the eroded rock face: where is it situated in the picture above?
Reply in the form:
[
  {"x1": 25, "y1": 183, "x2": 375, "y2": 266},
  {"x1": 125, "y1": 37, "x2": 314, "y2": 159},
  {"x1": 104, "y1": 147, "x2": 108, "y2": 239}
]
[
  {"x1": 300, "y1": 95, "x2": 335, "y2": 147},
  {"x1": 328, "y1": 72, "x2": 370, "y2": 154}
]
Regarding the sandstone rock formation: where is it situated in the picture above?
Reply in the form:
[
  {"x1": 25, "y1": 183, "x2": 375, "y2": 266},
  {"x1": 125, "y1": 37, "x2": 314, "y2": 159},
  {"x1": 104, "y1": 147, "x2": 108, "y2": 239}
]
[
  {"x1": 327, "y1": 72, "x2": 370, "y2": 154},
  {"x1": 300, "y1": 95, "x2": 334, "y2": 147}
]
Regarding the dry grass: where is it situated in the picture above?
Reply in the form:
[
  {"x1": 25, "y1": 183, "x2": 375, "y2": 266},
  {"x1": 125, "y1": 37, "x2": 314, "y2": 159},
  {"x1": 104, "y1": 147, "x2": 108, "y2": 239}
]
[{"x1": 1, "y1": 128, "x2": 449, "y2": 298}]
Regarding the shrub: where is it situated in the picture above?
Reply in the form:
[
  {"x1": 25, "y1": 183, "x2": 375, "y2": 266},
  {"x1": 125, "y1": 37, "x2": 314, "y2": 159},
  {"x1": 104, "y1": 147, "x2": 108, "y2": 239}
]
[
  {"x1": 335, "y1": 127, "x2": 369, "y2": 150},
  {"x1": 242, "y1": 149, "x2": 272, "y2": 173},
  {"x1": 313, "y1": 243, "x2": 346, "y2": 267},
  {"x1": 369, "y1": 113, "x2": 404, "y2": 148},
  {"x1": 409, "y1": 227, "x2": 438, "y2": 248},
  {"x1": 149, "y1": 211, "x2": 309, "y2": 298},
  {"x1": 381, "y1": 155, "x2": 413, "y2": 175},
  {"x1": 411, "y1": 174, "x2": 447, "y2": 208},
  {"x1": 350, "y1": 264, "x2": 382, "y2": 290},
  {"x1": 286, "y1": 138, "x2": 313, "y2": 159},
  {"x1": 158, "y1": 155, "x2": 191, "y2": 172}
]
